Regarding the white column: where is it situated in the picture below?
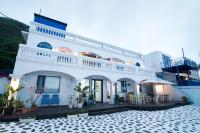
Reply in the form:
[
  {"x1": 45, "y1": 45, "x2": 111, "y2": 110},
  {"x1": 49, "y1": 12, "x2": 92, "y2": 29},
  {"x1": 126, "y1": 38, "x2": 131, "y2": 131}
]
[{"x1": 109, "y1": 81, "x2": 115, "y2": 104}]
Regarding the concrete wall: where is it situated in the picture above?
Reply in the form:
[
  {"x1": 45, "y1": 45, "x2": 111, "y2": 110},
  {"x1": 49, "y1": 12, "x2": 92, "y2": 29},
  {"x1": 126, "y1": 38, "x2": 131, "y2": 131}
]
[
  {"x1": 177, "y1": 86, "x2": 200, "y2": 104},
  {"x1": 143, "y1": 51, "x2": 172, "y2": 72}
]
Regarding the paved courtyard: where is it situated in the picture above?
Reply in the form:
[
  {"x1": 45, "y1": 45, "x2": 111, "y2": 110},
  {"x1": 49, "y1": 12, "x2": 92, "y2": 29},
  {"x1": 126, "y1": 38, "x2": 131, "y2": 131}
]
[{"x1": 0, "y1": 105, "x2": 200, "y2": 133}]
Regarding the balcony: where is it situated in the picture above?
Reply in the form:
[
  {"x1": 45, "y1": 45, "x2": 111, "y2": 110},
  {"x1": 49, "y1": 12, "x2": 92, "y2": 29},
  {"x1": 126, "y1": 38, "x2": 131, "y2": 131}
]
[
  {"x1": 30, "y1": 22, "x2": 142, "y2": 59},
  {"x1": 177, "y1": 80, "x2": 200, "y2": 86},
  {"x1": 17, "y1": 45, "x2": 155, "y2": 78},
  {"x1": 161, "y1": 57, "x2": 198, "y2": 73}
]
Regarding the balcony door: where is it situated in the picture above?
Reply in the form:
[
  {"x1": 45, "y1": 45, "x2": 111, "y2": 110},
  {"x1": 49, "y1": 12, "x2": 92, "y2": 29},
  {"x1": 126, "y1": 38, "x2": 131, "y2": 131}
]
[{"x1": 92, "y1": 79, "x2": 103, "y2": 103}]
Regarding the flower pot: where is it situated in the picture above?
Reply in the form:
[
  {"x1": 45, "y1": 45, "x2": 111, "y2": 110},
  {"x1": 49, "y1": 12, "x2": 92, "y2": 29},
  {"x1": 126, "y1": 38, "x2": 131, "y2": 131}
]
[
  {"x1": 77, "y1": 103, "x2": 83, "y2": 109},
  {"x1": 31, "y1": 105, "x2": 37, "y2": 112},
  {"x1": 4, "y1": 107, "x2": 14, "y2": 114},
  {"x1": 68, "y1": 104, "x2": 73, "y2": 109}
]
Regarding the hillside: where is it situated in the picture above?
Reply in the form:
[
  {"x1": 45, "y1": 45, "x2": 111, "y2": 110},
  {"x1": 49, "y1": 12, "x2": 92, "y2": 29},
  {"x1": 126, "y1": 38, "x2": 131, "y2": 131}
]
[{"x1": 0, "y1": 17, "x2": 29, "y2": 72}]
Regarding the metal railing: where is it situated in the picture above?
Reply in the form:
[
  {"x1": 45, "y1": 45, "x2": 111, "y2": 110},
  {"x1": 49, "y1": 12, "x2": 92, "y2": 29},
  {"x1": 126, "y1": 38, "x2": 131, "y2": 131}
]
[
  {"x1": 161, "y1": 57, "x2": 197, "y2": 69},
  {"x1": 177, "y1": 80, "x2": 200, "y2": 86}
]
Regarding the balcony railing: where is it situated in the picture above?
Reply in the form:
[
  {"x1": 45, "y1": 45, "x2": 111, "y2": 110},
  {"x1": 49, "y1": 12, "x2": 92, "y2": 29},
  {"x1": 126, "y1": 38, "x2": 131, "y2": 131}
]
[
  {"x1": 161, "y1": 57, "x2": 198, "y2": 69},
  {"x1": 177, "y1": 80, "x2": 200, "y2": 86},
  {"x1": 17, "y1": 45, "x2": 155, "y2": 77},
  {"x1": 30, "y1": 22, "x2": 142, "y2": 59}
]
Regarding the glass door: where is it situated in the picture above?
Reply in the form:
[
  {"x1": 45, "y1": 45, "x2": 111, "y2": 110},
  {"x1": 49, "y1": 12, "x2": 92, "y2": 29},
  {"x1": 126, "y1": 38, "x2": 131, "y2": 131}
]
[{"x1": 92, "y1": 79, "x2": 103, "y2": 103}]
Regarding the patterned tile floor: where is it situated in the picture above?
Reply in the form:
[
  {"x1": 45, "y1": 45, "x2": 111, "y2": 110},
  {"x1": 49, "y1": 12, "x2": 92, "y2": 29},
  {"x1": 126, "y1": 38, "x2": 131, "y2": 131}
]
[{"x1": 0, "y1": 105, "x2": 200, "y2": 133}]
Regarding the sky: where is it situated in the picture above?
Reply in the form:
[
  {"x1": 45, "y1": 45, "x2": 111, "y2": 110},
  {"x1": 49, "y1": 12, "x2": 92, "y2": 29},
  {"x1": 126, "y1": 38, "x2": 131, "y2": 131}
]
[{"x1": 1, "y1": 0, "x2": 200, "y2": 62}]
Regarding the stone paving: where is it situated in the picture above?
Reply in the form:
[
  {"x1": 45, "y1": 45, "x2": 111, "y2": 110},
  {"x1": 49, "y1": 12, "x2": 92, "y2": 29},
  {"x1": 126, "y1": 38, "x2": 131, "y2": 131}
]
[{"x1": 0, "y1": 105, "x2": 200, "y2": 133}]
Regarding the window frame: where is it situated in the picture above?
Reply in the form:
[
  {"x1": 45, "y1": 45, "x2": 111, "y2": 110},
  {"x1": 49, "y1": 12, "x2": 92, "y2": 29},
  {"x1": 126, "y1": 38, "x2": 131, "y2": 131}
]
[
  {"x1": 121, "y1": 81, "x2": 127, "y2": 93},
  {"x1": 36, "y1": 75, "x2": 61, "y2": 93}
]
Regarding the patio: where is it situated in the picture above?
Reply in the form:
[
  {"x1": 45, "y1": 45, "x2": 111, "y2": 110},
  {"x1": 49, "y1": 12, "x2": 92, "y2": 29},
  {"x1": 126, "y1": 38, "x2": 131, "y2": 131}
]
[{"x1": 0, "y1": 102, "x2": 187, "y2": 122}]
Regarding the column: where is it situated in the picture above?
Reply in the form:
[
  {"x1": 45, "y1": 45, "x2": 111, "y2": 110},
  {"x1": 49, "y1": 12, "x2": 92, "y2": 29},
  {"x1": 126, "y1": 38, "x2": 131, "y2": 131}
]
[{"x1": 109, "y1": 81, "x2": 114, "y2": 104}]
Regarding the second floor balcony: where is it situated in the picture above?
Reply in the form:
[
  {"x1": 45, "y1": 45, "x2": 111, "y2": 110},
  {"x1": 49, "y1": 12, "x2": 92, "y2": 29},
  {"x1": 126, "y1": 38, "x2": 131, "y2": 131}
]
[{"x1": 15, "y1": 44, "x2": 156, "y2": 80}]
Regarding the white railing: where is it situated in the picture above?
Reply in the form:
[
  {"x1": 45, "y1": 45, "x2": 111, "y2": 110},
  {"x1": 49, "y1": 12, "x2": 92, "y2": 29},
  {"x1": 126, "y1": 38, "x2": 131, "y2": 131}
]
[
  {"x1": 18, "y1": 45, "x2": 155, "y2": 77},
  {"x1": 30, "y1": 22, "x2": 142, "y2": 59}
]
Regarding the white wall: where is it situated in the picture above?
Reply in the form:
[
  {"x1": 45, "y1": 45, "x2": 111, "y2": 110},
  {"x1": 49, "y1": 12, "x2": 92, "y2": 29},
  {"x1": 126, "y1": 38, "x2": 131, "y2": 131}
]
[
  {"x1": 144, "y1": 51, "x2": 172, "y2": 72},
  {"x1": 17, "y1": 71, "x2": 76, "y2": 107},
  {"x1": 26, "y1": 27, "x2": 145, "y2": 67},
  {"x1": 177, "y1": 86, "x2": 200, "y2": 104}
]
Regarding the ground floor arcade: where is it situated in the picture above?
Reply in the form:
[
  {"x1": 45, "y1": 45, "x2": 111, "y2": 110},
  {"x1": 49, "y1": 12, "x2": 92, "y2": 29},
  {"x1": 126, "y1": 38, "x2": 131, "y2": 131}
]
[{"x1": 11, "y1": 70, "x2": 184, "y2": 107}]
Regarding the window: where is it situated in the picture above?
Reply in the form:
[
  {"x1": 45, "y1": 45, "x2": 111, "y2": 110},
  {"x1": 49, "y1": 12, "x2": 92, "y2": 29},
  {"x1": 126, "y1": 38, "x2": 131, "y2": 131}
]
[
  {"x1": 162, "y1": 55, "x2": 171, "y2": 68},
  {"x1": 37, "y1": 42, "x2": 52, "y2": 50},
  {"x1": 36, "y1": 75, "x2": 61, "y2": 93},
  {"x1": 121, "y1": 81, "x2": 127, "y2": 92}
]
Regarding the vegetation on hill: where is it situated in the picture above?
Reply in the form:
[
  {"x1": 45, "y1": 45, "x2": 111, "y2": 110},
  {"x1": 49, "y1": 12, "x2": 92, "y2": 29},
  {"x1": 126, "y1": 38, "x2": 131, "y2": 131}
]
[{"x1": 0, "y1": 17, "x2": 29, "y2": 72}]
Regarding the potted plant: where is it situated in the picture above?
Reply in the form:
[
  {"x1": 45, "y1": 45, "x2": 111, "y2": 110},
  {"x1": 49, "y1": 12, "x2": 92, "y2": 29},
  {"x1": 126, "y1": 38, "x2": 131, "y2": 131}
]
[
  {"x1": 68, "y1": 95, "x2": 74, "y2": 109},
  {"x1": 0, "y1": 94, "x2": 5, "y2": 115},
  {"x1": 78, "y1": 109, "x2": 88, "y2": 117},
  {"x1": 88, "y1": 90, "x2": 96, "y2": 105},
  {"x1": 26, "y1": 87, "x2": 43, "y2": 112},
  {"x1": 74, "y1": 83, "x2": 89, "y2": 109},
  {"x1": 182, "y1": 96, "x2": 189, "y2": 104},
  {"x1": 67, "y1": 111, "x2": 78, "y2": 118},
  {"x1": 114, "y1": 94, "x2": 120, "y2": 104},
  {"x1": 14, "y1": 98, "x2": 26, "y2": 113},
  {"x1": 3, "y1": 84, "x2": 24, "y2": 114}
]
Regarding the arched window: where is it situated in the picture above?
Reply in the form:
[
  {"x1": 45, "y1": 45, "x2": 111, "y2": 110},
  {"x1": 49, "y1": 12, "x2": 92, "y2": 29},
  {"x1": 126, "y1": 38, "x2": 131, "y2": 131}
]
[
  {"x1": 136, "y1": 62, "x2": 141, "y2": 67},
  {"x1": 37, "y1": 42, "x2": 52, "y2": 50}
]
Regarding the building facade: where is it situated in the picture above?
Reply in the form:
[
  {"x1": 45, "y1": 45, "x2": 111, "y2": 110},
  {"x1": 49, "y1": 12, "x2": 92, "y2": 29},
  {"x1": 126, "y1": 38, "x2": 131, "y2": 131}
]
[{"x1": 11, "y1": 14, "x2": 184, "y2": 107}]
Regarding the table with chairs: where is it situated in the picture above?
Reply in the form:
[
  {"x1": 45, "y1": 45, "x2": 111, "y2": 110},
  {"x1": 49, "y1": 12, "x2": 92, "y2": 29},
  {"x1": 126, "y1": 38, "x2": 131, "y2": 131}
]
[{"x1": 127, "y1": 93, "x2": 171, "y2": 105}]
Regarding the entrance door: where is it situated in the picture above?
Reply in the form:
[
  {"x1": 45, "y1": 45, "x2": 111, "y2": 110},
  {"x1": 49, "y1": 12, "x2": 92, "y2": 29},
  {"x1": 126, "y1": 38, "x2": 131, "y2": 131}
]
[{"x1": 92, "y1": 79, "x2": 103, "y2": 103}]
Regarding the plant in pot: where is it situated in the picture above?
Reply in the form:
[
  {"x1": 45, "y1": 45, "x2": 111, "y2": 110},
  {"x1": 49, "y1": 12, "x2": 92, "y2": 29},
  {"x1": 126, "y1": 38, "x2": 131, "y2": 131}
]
[
  {"x1": 14, "y1": 98, "x2": 26, "y2": 113},
  {"x1": 74, "y1": 83, "x2": 89, "y2": 109},
  {"x1": 3, "y1": 84, "x2": 24, "y2": 114},
  {"x1": 182, "y1": 96, "x2": 189, "y2": 104},
  {"x1": 114, "y1": 94, "x2": 120, "y2": 104},
  {"x1": 68, "y1": 95, "x2": 74, "y2": 109},
  {"x1": 0, "y1": 94, "x2": 6, "y2": 115},
  {"x1": 26, "y1": 86, "x2": 43, "y2": 112}
]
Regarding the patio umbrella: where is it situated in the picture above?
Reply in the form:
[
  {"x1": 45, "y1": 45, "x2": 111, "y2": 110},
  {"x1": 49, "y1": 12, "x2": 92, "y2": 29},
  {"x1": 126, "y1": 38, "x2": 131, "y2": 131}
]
[
  {"x1": 107, "y1": 57, "x2": 125, "y2": 64},
  {"x1": 55, "y1": 47, "x2": 73, "y2": 54},
  {"x1": 79, "y1": 52, "x2": 101, "y2": 58},
  {"x1": 140, "y1": 78, "x2": 175, "y2": 97}
]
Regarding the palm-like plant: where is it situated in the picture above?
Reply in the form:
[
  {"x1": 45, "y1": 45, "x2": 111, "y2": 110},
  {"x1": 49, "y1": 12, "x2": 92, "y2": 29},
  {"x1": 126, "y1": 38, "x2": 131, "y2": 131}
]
[
  {"x1": 4, "y1": 84, "x2": 24, "y2": 107},
  {"x1": 74, "y1": 83, "x2": 89, "y2": 103}
]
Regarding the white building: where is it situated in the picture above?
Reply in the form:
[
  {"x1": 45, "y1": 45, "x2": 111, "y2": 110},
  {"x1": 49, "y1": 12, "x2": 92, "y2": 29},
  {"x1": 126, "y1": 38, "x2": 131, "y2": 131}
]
[{"x1": 11, "y1": 14, "x2": 184, "y2": 107}]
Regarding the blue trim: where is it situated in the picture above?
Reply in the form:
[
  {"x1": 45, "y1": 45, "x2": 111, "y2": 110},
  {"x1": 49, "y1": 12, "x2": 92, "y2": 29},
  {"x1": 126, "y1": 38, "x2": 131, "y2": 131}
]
[
  {"x1": 37, "y1": 42, "x2": 52, "y2": 50},
  {"x1": 34, "y1": 13, "x2": 67, "y2": 31}
]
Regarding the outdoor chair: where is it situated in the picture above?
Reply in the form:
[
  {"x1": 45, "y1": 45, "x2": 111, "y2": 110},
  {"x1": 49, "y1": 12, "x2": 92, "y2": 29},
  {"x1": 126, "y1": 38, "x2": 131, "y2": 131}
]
[
  {"x1": 41, "y1": 94, "x2": 51, "y2": 106},
  {"x1": 51, "y1": 94, "x2": 60, "y2": 105}
]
